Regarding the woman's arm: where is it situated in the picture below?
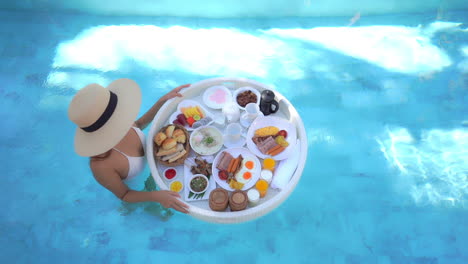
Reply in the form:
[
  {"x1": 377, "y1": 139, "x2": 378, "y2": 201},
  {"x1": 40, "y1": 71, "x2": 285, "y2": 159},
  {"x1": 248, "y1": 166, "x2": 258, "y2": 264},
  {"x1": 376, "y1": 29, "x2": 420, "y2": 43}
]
[
  {"x1": 91, "y1": 164, "x2": 189, "y2": 213},
  {"x1": 135, "y1": 84, "x2": 191, "y2": 130}
]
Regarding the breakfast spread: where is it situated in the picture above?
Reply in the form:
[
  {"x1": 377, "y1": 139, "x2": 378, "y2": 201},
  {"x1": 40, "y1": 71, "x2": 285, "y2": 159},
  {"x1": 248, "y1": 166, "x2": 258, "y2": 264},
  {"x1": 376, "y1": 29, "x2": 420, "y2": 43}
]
[{"x1": 154, "y1": 83, "x2": 300, "y2": 213}]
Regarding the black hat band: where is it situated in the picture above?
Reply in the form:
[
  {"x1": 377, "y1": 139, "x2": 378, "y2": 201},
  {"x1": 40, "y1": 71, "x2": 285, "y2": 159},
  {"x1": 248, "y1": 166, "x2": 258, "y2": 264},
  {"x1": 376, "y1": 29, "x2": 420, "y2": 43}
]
[{"x1": 80, "y1": 91, "x2": 118, "y2": 133}]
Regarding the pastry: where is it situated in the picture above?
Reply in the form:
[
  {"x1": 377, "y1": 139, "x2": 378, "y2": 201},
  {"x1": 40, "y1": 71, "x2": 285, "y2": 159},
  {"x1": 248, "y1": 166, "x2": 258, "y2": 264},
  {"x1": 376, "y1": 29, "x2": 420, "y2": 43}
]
[
  {"x1": 173, "y1": 129, "x2": 186, "y2": 143},
  {"x1": 154, "y1": 132, "x2": 167, "y2": 146},
  {"x1": 162, "y1": 138, "x2": 176, "y2": 150},
  {"x1": 172, "y1": 129, "x2": 184, "y2": 138},
  {"x1": 165, "y1": 125, "x2": 175, "y2": 137},
  {"x1": 175, "y1": 134, "x2": 186, "y2": 143}
]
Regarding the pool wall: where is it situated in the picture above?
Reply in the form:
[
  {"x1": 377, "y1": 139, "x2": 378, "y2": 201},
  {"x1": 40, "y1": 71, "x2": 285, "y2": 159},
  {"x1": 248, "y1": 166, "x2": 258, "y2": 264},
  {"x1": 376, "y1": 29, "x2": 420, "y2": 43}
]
[{"x1": 1, "y1": 0, "x2": 468, "y2": 17}]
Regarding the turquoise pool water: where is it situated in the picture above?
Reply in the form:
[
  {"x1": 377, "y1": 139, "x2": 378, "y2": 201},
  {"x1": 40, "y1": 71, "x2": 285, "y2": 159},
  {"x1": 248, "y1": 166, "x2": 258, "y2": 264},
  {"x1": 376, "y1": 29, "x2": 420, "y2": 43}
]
[{"x1": 1, "y1": 6, "x2": 467, "y2": 264}]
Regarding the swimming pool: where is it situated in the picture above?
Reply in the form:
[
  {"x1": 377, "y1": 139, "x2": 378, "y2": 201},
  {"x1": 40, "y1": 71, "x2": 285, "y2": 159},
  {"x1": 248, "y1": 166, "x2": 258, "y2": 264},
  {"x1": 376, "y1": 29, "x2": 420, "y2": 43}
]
[{"x1": 0, "y1": 2, "x2": 467, "y2": 263}]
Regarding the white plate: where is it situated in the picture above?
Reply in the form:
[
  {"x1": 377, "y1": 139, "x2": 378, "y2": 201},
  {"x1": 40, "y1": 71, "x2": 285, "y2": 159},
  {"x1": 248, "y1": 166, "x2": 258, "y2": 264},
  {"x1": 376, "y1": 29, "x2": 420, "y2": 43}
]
[
  {"x1": 203, "y1": 85, "x2": 233, "y2": 109},
  {"x1": 189, "y1": 126, "x2": 224, "y2": 156},
  {"x1": 232, "y1": 87, "x2": 261, "y2": 110},
  {"x1": 168, "y1": 99, "x2": 214, "y2": 131},
  {"x1": 212, "y1": 147, "x2": 261, "y2": 191},
  {"x1": 183, "y1": 155, "x2": 216, "y2": 201},
  {"x1": 246, "y1": 116, "x2": 297, "y2": 160}
]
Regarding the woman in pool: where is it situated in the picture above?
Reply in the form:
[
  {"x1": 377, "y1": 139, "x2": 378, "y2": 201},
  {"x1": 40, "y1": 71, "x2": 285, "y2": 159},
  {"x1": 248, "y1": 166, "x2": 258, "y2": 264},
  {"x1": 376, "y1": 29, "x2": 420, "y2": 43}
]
[{"x1": 68, "y1": 78, "x2": 189, "y2": 214}]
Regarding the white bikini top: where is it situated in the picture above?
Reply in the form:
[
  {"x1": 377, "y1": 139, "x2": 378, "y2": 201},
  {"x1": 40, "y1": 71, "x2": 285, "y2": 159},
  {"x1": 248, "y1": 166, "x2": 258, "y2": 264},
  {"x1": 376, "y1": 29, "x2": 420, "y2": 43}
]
[{"x1": 113, "y1": 127, "x2": 146, "y2": 181}]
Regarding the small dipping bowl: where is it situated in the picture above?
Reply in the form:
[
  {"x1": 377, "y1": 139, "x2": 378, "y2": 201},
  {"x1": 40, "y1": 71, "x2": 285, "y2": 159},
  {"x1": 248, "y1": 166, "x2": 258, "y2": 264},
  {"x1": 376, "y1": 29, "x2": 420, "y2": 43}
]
[
  {"x1": 163, "y1": 168, "x2": 177, "y2": 180},
  {"x1": 169, "y1": 180, "x2": 183, "y2": 193}
]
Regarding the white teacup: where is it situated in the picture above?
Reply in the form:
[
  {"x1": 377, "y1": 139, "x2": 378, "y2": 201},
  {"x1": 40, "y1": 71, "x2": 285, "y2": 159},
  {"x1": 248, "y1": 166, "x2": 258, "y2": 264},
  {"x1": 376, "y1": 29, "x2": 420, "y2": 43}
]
[
  {"x1": 225, "y1": 123, "x2": 242, "y2": 142},
  {"x1": 240, "y1": 103, "x2": 260, "y2": 127}
]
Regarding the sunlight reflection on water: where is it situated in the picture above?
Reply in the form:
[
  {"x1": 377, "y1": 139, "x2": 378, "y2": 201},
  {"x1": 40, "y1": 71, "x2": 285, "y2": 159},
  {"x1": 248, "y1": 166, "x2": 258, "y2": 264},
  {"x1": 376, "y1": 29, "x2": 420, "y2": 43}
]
[{"x1": 377, "y1": 127, "x2": 468, "y2": 207}]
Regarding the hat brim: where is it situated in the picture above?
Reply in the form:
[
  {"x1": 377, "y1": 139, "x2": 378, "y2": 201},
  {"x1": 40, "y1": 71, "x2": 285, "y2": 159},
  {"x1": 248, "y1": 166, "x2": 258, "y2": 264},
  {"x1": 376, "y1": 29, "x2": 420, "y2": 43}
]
[{"x1": 74, "y1": 79, "x2": 142, "y2": 157}]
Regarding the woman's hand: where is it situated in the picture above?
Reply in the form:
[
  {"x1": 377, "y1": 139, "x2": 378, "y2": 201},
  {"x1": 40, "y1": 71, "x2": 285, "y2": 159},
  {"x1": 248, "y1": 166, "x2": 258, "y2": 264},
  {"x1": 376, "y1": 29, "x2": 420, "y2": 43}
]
[
  {"x1": 135, "y1": 83, "x2": 191, "y2": 129},
  {"x1": 161, "y1": 84, "x2": 190, "y2": 102},
  {"x1": 152, "y1": 190, "x2": 189, "y2": 214}
]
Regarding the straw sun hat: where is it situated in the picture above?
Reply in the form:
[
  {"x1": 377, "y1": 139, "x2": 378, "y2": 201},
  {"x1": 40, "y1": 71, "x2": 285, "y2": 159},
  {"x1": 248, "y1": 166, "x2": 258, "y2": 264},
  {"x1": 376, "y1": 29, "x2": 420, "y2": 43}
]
[{"x1": 68, "y1": 79, "x2": 142, "y2": 157}]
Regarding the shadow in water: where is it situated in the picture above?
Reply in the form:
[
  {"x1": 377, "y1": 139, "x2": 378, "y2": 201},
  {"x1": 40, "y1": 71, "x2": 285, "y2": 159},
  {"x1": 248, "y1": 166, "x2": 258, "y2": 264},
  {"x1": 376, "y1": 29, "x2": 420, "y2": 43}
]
[{"x1": 118, "y1": 175, "x2": 174, "y2": 221}]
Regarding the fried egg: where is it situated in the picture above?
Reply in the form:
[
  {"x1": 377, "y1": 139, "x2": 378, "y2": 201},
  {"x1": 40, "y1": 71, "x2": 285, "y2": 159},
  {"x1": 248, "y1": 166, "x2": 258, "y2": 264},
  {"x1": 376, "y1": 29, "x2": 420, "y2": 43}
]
[{"x1": 235, "y1": 158, "x2": 256, "y2": 184}]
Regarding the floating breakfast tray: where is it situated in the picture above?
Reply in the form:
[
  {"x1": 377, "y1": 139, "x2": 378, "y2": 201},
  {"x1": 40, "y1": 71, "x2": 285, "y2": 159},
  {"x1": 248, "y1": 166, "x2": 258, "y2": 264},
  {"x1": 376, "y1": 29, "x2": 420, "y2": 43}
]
[{"x1": 147, "y1": 77, "x2": 307, "y2": 224}]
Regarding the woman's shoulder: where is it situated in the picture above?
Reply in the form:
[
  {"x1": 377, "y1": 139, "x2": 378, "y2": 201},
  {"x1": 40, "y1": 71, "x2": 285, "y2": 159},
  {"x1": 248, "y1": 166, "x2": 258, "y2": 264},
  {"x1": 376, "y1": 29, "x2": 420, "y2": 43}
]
[
  {"x1": 90, "y1": 156, "x2": 114, "y2": 175},
  {"x1": 90, "y1": 158, "x2": 122, "y2": 183}
]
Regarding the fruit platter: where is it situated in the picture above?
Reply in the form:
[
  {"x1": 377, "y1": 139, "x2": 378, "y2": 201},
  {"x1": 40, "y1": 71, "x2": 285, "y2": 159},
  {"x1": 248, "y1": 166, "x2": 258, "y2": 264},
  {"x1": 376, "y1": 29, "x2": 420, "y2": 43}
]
[
  {"x1": 169, "y1": 99, "x2": 215, "y2": 131},
  {"x1": 147, "y1": 77, "x2": 307, "y2": 224}
]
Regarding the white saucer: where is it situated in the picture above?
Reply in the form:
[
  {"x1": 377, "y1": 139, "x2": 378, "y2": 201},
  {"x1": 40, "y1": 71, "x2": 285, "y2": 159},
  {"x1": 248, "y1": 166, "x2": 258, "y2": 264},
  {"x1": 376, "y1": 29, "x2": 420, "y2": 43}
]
[{"x1": 223, "y1": 134, "x2": 246, "y2": 148}]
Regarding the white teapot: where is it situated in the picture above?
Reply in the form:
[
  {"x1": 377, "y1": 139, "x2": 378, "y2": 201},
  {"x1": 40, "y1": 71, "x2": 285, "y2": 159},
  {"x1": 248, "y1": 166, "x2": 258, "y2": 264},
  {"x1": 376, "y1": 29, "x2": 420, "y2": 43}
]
[{"x1": 222, "y1": 102, "x2": 240, "y2": 123}]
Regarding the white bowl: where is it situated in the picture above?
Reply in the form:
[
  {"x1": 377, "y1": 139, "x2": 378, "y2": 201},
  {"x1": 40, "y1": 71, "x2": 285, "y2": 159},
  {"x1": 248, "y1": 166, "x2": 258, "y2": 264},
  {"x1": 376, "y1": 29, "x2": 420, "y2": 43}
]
[
  {"x1": 188, "y1": 174, "x2": 210, "y2": 194},
  {"x1": 233, "y1": 86, "x2": 261, "y2": 110},
  {"x1": 189, "y1": 126, "x2": 224, "y2": 155}
]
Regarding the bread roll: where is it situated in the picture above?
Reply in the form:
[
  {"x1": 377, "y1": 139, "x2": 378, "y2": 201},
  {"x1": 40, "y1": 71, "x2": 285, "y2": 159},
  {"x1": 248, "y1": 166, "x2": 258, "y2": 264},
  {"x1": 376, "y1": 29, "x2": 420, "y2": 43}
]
[
  {"x1": 165, "y1": 125, "x2": 175, "y2": 137},
  {"x1": 162, "y1": 138, "x2": 176, "y2": 150},
  {"x1": 172, "y1": 129, "x2": 184, "y2": 137},
  {"x1": 175, "y1": 134, "x2": 186, "y2": 143},
  {"x1": 154, "y1": 132, "x2": 167, "y2": 146},
  {"x1": 172, "y1": 129, "x2": 186, "y2": 143}
]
